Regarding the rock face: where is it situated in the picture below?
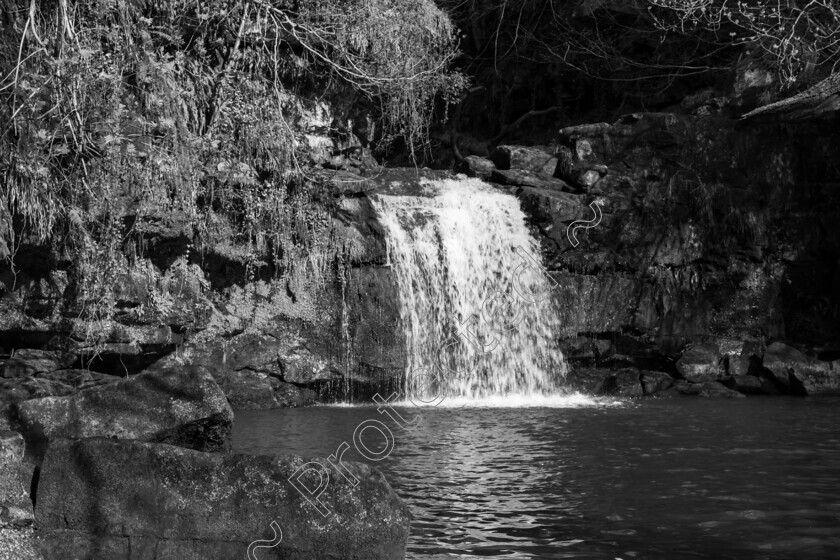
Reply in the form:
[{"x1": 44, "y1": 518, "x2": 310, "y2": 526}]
[
  {"x1": 484, "y1": 112, "x2": 840, "y2": 384},
  {"x1": 0, "y1": 169, "x2": 409, "y2": 411},
  {"x1": 762, "y1": 341, "x2": 840, "y2": 394},
  {"x1": 595, "y1": 368, "x2": 643, "y2": 397},
  {"x1": 15, "y1": 366, "x2": 232, "y2": 456},
  {"x1": 35, "y1": 438, "x2": 411, "y2": 560},
  {"x1": 1, "y1": 111, "x2": 838, "y2": 407}
]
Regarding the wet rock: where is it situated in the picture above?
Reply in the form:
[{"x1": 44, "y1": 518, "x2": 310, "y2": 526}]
[
  {"x1": 560, "y1": 337, "x2": 598, "y2": 361},
  {"x1": 16, "y1": 366, "x2": 232, "y2": 456},
  {"x1": 674, "y1": 380, "x2": 701, "y2": 396},
  {"x1": 675, "y1": 343, "x2": 722, "y2": 382},
  {"x1": 560, "y1": 337, "x2": 616, "y2": 362},
  {"x1": 489, "y1": 145, "x2": 558, "y2": 177},
  {"x1": 762, "y1": 341, "x2": 840, "y2": 394},
  {"x1": 698, "y1": 381, "x2": 746, "y2": 398},
  {"x1": 490, "y1": 169, "x2": 574, "y2": 192},
  {"x1": 552, "y1": 272, "x2": 658, "y2": 337},
  {"x1": 487, "y1": 168, "x2": 564, "y2": 191},
  {"x1": 640, "y1": 371, "x2": 675, "y2": 395},
  {"x1": 517, "y1": 186, "x2": 583, "y2": 226},
  {"x1": 1, "y1": 350, "x2": 76, "y2": 378},
  {"x1": 721, "y1": 374, "x2": 766, "y2": 395},
  {"x1": 35, "y1": 438, "x2": 411, "y2": 560},
  {"x1": 334, "y1": 196, "x2": 388, "y2": 265},
  {"x1": 346, "y1": 266, "x2": 406, "y2": 379},
  {"x1": 676, "y1": 380, "x2": 745, "y2": 398},
  {"x1": 215, "y1": 368, "x2": 317, "y2": 410},
  {"x1": 718, "y1": 338, "x2": 763, "y2": 376},
  {"x1": 595, "y1": 368, "x2": 643, "y2": 397},
  {"x1": 462, "y1": 155, "x2": 496, "y2": 180},
  {"x1": 565, "y1": 366, "x2": 607, "y2": 393}
]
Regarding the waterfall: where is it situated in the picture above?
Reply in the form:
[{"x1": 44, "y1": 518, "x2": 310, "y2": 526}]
[{"x1": 372, "y1": 176, "x2": 568, "y2": 402}]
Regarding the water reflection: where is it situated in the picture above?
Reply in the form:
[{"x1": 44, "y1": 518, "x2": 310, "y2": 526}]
[{"x1": 234, "y1": 397, "x2": 840, "y2": 559}]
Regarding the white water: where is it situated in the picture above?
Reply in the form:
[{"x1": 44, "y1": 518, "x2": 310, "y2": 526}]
[{"x1": 371, "y1": 176, "x2": 569, "y2": 401}]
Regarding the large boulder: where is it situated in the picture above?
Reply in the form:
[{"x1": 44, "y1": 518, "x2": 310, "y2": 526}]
[
  {"x1": 35, "y1": 438, "x2": 411, "y2": 560},
  {"x1": 594, "y1": 368, "x2": 644, "y2": 397},
  {"x1": 489, "y1": 145, "x2": 558, "y2": 177},
  {"x1": 15, "y1": 366, "x2": 232, "y2": 456},
  {"x1": 675, "y1": 343, "x2": 722, "y2": 382},
  {"x1": 640, "y1": 370, "x2": 675, "y2": 395},
  {"x1": 461, "y1": 155, "x2": 496, "y2": 181},
  {"x1": 762, "y1": 341, "x2": 840, "y2": 394}
]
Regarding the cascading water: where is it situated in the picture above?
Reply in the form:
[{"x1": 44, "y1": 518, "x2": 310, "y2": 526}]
[{"x1": 372, "y1": 176, "x2": 569, "y2": 402}]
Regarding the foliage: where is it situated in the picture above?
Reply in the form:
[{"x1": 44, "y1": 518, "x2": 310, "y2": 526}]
[
  {"x1": 0, "y1": 0, "x2": 462, "y2": 341},
  {"x1": 290, "y1": 0, "x2": 467, "y2": 157},
  {"x1": 435, "y1": 0, "x2": 838, "y2": 140},
  {"x1": 648, "y1": 0, "x2": 840, "y2": 86},
  {"x1": 435, "y1": 0, "x2": 738, "y2": 137}
]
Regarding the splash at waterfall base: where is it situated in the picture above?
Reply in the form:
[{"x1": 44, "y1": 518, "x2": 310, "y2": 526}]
[{"x1": 284, "y1": 383, "x2": 601, "y2": 526}]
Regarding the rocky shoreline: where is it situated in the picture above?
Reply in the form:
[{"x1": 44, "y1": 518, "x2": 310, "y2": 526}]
[{"x1": 0, "y1": 367, "x2": 411, "y2": 559}]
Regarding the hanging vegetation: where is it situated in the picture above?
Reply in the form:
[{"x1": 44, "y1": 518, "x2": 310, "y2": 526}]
[{"x1": 0, "y1": 0, "x2": 464, "y2": 340}]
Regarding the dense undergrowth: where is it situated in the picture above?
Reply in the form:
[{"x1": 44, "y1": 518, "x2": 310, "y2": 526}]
[{"x1": 0, "y1": 0, "x2": 464, "y2": 343}]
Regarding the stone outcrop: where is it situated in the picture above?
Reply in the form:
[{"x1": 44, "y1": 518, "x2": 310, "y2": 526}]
[
  {"x1": 762, "y1": 341, "x2": 840, "y2": 395},
  {"x1": 477, "y1": 112, "x2": 839, "y2": 395},
  {"x1": 35, "y1": 438, "x2": 411, "y2": 560},
  {"x1": 0, "y1": 167, "x2": 411, "y2": 410},
  {"x1": 1, "y1": 110, "x2": 838, "y2": 407},
  {"x1": 675, "y1": 343, "x2": 723, "y2": 383},
  {"x1": 15, "y1": 366, "x2": 232, "y2": 456}
]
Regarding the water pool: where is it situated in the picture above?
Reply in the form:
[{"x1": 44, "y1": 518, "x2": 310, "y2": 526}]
[{"x1": 233, "y1": 396, "x2": 840, "y2": 559}]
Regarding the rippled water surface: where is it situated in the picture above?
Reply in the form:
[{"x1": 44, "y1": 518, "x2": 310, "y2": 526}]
[{"x1": 233, "y1": 396, "x2": 840, "y2": 559}]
